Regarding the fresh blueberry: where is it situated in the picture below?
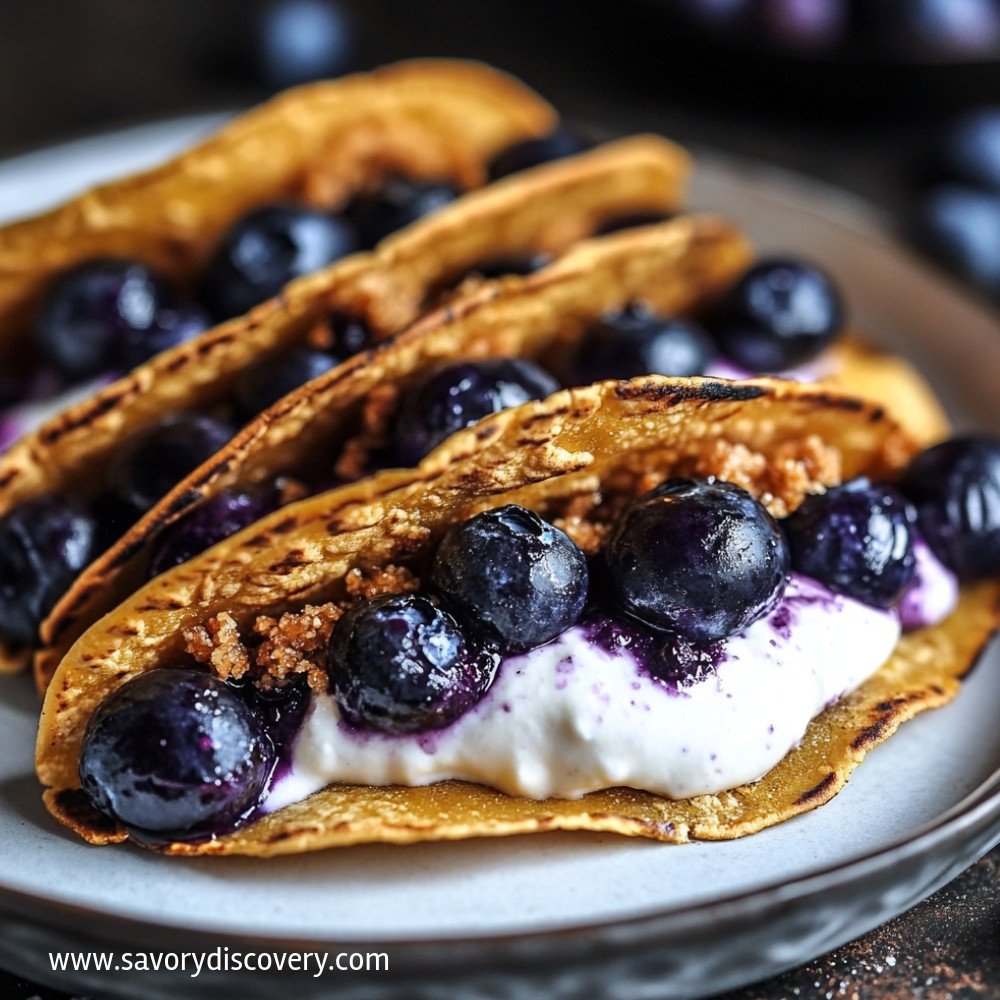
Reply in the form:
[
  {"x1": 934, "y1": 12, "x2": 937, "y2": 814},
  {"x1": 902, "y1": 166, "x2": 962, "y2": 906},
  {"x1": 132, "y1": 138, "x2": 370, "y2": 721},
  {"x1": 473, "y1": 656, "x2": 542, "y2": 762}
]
[
  {"x1": 120, "y1": 304, "x2": 211, "y2": 371},
  {"x1": 79, "y1": 668, "x2": 274, "y2": 838},
  {"x1": 782, "y1": 479, "x2": 916, "y2": 608},
  {"x1": 708, "y1": 259, "x2": 844, "y2": 372},
  {"x1": 911, "y1": 187, "x2": 1000, "y2": 297},
  {"x1": 328, "y1": 593, "x2": 498, "y2": 734},
  {"x1": 203, "y1": 205, "x2": 359, "y2": 320},
  {"x1": 0, "y1": 495, "x2": 97, "y2": 646},
  {"x1": 256, "y1": 0, "x2": 356, "y2": 88},
  {"x1": 754, "y1": 0, "x2": 848, "y2": 51},
  {"x1": 487, "y1": 129, "x2": 592, "y2": 181},
  {"x1": 866, "y1": 0, "x2": 1000, "y2": 57},
  {"x1": 325, "y1": 309, "x2": 373, "y2": 358},
  {"x1": 147, "y1": 487, "x2": 281, "y2": 579},
  {"x1": 563, "y1": 305, "x2": 715, "y2": 385},
  {"x1": 107, "y1": 414, "x2": 234, "y2": 516},
  {"x1": 650, "y1": 633, "x2": 724, "y2": 691},
  {"x1": 605, "y1": 478, "x2": 790, "y2": 642},
  {"x1": 430, "y1": 505, "x2": 588, "y2": 653},
  {"x1": 347, "y1": 178, "x2": 460, "y2": 249},
  {"x1": 940, "y1": 108, "x2": 1000, "y2": 192},
  {"x1": 898, "y1": 435, "x2": 1000, "y2": 580},
  {"x1": 234, "y1": 347, "x2": 339, "y2": 420},
  {"x1": 36, "y1": 259, "x2": 173, "y2": 379},
  {"x1": 393, "y1": 358, "x2": 559, "y2": 466}
]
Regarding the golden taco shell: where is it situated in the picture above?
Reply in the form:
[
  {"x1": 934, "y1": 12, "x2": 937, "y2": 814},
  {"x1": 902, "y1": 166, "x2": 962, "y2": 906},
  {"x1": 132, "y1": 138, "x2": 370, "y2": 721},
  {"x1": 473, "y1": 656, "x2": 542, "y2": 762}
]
[
  {"x1": 34, "y1": 215, "x2": 947, "y2": 689},
  {"x1": 0, "y1": 59, "x2": 556, "y2": 350},
  {"x1": 1, "y1": 134, "x2": 691, "y2": 675},
  {"x1": 37, "y1": 375, "x2": 998, "y2": 854}
]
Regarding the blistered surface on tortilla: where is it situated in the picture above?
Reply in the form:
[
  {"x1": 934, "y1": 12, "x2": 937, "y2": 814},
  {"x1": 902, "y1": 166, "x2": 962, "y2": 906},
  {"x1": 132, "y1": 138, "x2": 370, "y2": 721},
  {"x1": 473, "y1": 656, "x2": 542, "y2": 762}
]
[{"x1": 39, "y1": 374, "x2": 990, "y2": 857}]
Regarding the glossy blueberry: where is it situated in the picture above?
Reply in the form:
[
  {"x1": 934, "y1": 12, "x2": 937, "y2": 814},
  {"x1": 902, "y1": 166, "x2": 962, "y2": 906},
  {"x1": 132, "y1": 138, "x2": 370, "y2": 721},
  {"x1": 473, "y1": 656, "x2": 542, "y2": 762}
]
[
  {"x1": 431, "y1": 505, "x2": 588, "y2": 653},
  {"x1": 393, "y1": 358, "x2": 559, "y2": 466},
  {"x1": 487, "y1": 129, "x2": 592, "y2": 181},
  {"x1": 256, "y1": 0, "x2": 356, "y2": 88},
  {"x1": 940, "y1": 108, "x2": 1000, "y2": 192},
  {"x1": 147, "y1": 487, "x2": 281, "y2": 579},
  {"x1": 650, "y1": 633, "x2": 724, "y2": 691},
  {"x1": 867, "y1": 0, "x2": 1000, "y2": 56},
  {"x1": 605, "y1": 478, "x2": 790, "y2": 642},
  {"x1": 708, "y1": 259, "x2": 844, "y2": 372},
  {"x1": 79, "y1": 669, "x2": 274, "y2": 838},
  {"x1": 328, "y1": 593, "x2": 497, "y2": 733},
  {"x1": 36, "y1": 259, "x2": 173, "y2": 379},
  {"x1": 563, "y1": 306, "x2": 715, "y2": 384},
  {"x1": 898, "y1": 435, "x2": 1000, "y2": 580},
  {"x1": 0, "y1": 495, "x2": 97, "y2": 645},
  {"x1": 203, "y1": 205, "x2": 358, "y2": 320},
  {"x1": 782, "y1": 479, "x2": 916, "y2": 608},
  {"x1": 912, "y1": 187, "x2": 1000, "y2": 296},
  {"x1": 234, "y1": 347, "x2": 338, "y2": 420},
  {"x1": 107, "y1": 414, "x2": 234, "y2": 516},
  {"x1": 120, "y1": 304, "x2": 211, "y2": 371},
  {"x1": 348, "y1": 178, "x2": 459, "y2": 249}
]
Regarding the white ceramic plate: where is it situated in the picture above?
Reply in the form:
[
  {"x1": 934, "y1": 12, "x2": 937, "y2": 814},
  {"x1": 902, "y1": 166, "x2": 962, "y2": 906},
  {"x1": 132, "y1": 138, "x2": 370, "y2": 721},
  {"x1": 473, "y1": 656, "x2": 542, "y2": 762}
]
[{"x1": 0, "y1": 118, "x2": 998, "y2": 1000}]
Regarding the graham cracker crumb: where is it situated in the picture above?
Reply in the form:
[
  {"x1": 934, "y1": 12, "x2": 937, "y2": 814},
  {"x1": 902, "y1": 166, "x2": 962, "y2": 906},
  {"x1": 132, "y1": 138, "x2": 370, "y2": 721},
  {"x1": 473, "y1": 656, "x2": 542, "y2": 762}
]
[
  {"x1": 183, "y1": 612, "x2": 251, "y2": 681},
  {"x1": 344, "y1": 563, "x2": 420, "y2": 599}
]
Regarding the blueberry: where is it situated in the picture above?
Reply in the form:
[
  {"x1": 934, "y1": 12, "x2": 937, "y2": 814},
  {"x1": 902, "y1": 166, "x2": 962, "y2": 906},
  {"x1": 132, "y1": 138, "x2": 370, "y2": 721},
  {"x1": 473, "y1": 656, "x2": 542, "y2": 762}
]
[
  {"x1": 120, "y1": 304, "x2": 211, "y2": 371},
  {"x1": 393, "y1": 359, "x2": 559, "y2": 466},
  {"x1": 256, "y1": 0, "x2": 356, "y2": 88},
  {"x1": 754, "y1": 0, "x2": 848, "y2": 51},
  {"x1": 0, "y1": 495, "x2": 97, "y2": 646},
  {"x1": 147, "y1": 487, "x2": 281, "y2": 579},
  {"x1": 866, "y1": 0, "x2": 1000, "y2": 57},
  {"x1": 912, "y1": 187, "x2": 1000, "y2": 296},
  {"x1": 709, "y1": 259, "x2": 844, "y2": 372},
  {"x1": 431, "y1": 505, "x2": 588, "y2": 653},
  {"x1": 234, "y1": 347, "x2": 339, "y2": 420},
  {"x1": 563, "y1": 306, "x2": 715, "y2": 385},
  {"x1": 203, "y1": 205, "x2": 358, "y2": 320},
  {"x1": 487, "y1": 129, "x2": 592, "y2": 181},
  {"x1": 605, "y1": 478, "x2": 790, "y2": 642},
  {"x1": 107, "y1": 414, "x2": 234, "y2": 516},
  {"x1": 941, "y1": 108, "x2": 1000, "y2": 192},
  {"x1": 782, "y1": 479, "x2": 916, "y2": 608},
  {"x1": 898, "y1": 435, "x2": 1000, "y2": 580},
  {"x1": 79, "y1": 668, "x2": 274, "y2": 838},
  {"x1": 325, "y1": 309, "x2": 372, "y2": 357},
  {"x1": 36, "y1": 259, "x2": 173, "y2": 379},
  {"x1": 649, "y1": 633, "x2": 723, "y2": 691},
  {"x1": 328, "y1": 593, "x2": 497, "y2": 733},
  {"x1": 347, "y1": 178, "x2": 460, "y2": 249}
]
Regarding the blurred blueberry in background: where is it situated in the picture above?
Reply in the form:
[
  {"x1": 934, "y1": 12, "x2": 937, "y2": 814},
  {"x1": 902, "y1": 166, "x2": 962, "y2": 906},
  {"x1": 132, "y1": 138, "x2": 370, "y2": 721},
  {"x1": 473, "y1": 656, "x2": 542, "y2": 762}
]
[
  {"x1": 941, "y1": 109, "x2": 1000, "y2": 190},
  {"x1": 256, "y1": 0, "x2": 357, "y2": 88},
  {"x1": 872, "y1": 0, "x2": 1000, "y2": 58},
  {"x1": 755, "y1": 0, "x2": 848, "y2": 51}
]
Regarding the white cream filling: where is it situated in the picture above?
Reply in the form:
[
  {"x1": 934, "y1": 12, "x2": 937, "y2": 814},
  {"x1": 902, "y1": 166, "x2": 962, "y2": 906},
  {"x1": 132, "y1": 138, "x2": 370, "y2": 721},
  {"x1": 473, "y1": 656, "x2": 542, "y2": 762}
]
[
  {"x1": 705, "y1": 352, "x2": 837, "y2": 383},
  {"x1": 265, "y1": 575, "x2": 902, "y2": 807}
]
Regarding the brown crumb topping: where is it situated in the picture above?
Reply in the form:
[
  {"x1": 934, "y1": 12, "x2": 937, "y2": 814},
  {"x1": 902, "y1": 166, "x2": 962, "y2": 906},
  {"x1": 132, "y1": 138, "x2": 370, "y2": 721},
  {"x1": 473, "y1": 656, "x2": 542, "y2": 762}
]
[
  {"x1": 334, "y1": 382, "x2": 400, "y2": 480},
  {"x1": 344, "y1": 563, "x2": 420, "y2": 599}
]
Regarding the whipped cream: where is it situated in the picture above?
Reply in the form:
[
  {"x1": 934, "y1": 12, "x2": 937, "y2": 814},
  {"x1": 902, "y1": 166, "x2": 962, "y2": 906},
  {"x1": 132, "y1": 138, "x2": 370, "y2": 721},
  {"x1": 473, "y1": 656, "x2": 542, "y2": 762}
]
[
  {"x1": 266, "y1": 575, "x2": 901, "y2": 806},
  {"x1": 705, "y1": 353, "x2": 836, "y2": 383},
  {"x1": 899, "y1": 539, "x2": 958, "y2": 631}
]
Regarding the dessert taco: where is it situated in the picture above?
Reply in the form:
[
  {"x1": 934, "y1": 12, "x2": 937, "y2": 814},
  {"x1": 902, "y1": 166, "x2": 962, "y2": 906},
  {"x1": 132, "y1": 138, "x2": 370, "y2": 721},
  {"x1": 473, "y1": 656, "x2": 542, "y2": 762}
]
[
  {"x1": 36, "y1": 375, "x2": 1000, "y2": 853},
  {"x1": 34, "y1": 215, "x2": 946, "y2": 689},
  {"x1": 1, "y1": 133, "x2": 692, "y2": 675}
]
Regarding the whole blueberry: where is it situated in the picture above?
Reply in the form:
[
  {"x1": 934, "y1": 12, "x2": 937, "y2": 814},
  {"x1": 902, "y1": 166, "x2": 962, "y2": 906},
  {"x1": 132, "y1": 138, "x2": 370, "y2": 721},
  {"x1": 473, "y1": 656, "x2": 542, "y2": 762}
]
[
  {"x1": 79, "y1": 668, "x2": 274, "y2": 838},
  {"x1": 782, "y1": 479, "x2": 916, "y2": 608},
  {"x1": 709, "y1": 259, "x2": 844, "y2": 372},
  {"x1": 234, "y1": 347, "x2": 339, "y2": 420},
  {"x1": 941, "y1": 108, "x2": 1000, "y2": 192},
  {"x1": 328, "y1": 593, "x2": 497, "y2": 733},
  {"x1": 431, "y1": 505, "x2": 588, "y2": 653},
  {"x1": 203, "y1": 205, "x2": 358, "y2": 320},
  {"x1": 487, "y1": 129, "x2": 592, "y2": 181},
  {"x1": 866, "y1": 0, "x2": 1000, "y2": 57},
  {"x1": 564, "y1": 306, "x2": 715, "y2": 385},
  {"x1": 347, "y1": 178, "x2": 460, "y2": 249},
  {"x1": 0, "y1": 495, "x2": 97, "y2": 645},
  {"x1": 754, "y1": 0, "x2": 849, "y2": 51},
  {"x1": 898, "y1": 435, "x2": 1000, "y2": 580},
  {"x1": 393, "y1": 358, "x2": 559, "y2": 466},
  {"x1": 36, "y1": 259, "x2": 173, "y2": 379},
  {"x1": 147, "y1": 487, "x2": 281, "y2": 579},
  {"x1": 912, "y1": 187, "x2": 1000, "y2": 296},
  {"x1": 120, "y1": 304, "x2": 211, "y2": 371},
  {"x1": 107, "y1": 414, "x2": 234, "y2": 516},
  {"x1": 256, "y1": 0, "x2": 356, "y2": 88},
  {"x1": 605, "y1": 478, "x2": 790, "y2": 642}
]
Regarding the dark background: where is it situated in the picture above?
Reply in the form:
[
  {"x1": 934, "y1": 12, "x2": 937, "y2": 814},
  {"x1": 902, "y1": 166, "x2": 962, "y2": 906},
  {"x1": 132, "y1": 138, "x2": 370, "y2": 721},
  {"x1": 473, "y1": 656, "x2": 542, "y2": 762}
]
[{"x1": 1, "y1": 2, "x2": 998, "y2": 998}]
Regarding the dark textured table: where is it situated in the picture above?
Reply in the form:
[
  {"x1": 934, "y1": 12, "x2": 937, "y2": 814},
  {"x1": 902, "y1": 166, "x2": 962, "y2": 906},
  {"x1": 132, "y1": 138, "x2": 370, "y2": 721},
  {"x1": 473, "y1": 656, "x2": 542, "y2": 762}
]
[{"x1": 0, "y1": 2, "x2": 997, "y2": 997}]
